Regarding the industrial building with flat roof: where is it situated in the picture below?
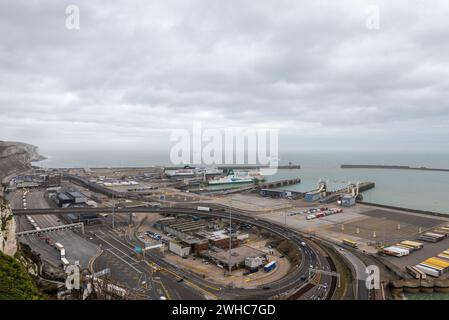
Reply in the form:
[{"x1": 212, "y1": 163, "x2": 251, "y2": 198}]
[
  {"x1": 52, "y1": 191, "x2": 88, "y2": 207},
  {"x1": 155, "y1": 217, "x2": 251, "y2": 259},
  {"x1": 154, "y1": 217, "x2": 207, "y2": 240},
  {"x1": 203, "y1": 245, "x2": 267, "y2": 270}
]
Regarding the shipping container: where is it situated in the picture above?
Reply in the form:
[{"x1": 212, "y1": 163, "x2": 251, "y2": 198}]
[{"x1": 197, "y1": 206, "x2": 211, "y2": 212}]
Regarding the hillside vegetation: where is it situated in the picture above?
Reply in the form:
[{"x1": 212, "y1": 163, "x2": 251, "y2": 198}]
[{"x1": 0, "y1": 250, "x2": 40, "y2": 300}]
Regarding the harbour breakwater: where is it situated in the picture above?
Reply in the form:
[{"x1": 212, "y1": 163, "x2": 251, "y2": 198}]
[
  {"x1": 358, "y1": 201, "x2": 447, "y2": 217},
  {"x1": 166, "y1": 164, "x2": 302, "y2": 170},
  {"x1": 341, "y1": 164, "x2": 449, "y2": 172},
  {"x1": 391, "y1": 278, "x2": 449, "y2": 294}
]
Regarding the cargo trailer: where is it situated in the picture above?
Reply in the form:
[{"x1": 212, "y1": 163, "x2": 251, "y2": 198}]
[
  {"x1": 406, "y1": 266, "x2": 422, "y2": 279},
  {"x1": 342, "y1": 239, "x2": 358, "y2": 248},
  {"x1": 416, "y1": 264, "x2": 441, "y2": 277},
  {"x1": 61, "y1": 257, "x2": 70, "y2": 269},
  {"x1": 418, "y1": 232, "x2": 445, "y2": 243},
  {"x1": 437, "y1": 253, "x2": 449, "y2": 261},
  {"x1": 426, "y1": 257, "x2": 449, "y2": 271},
  {"x1": 395, "y1": 244, "x2": 415, "y2": 252},
  {"x1": 383, "y1": 246, "x2": 409, "y2": 257},
  {"x1": 420, "y1": 263, "x2": 444, "y2": 274},
  {"x1": 400, "y1": 241, "x2": 424, "y2": 250},
  {"x1": 264, "y1": 261, "x2": 277, "y2": 272}
]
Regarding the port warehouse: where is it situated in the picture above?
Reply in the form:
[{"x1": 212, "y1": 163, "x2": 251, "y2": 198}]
[
  {"x1": 153, "y1": 216, "x2": 273, "y2": 271},
  {"x1": 48, "y1": 190, "x2": 88, "y2": 207},
  {"x1": 154, "y1": 217, "x2": 245, "y2": 253},
  {"x1": 304, "y1": 190, "x2": 322, "y2": 202},
  {"x1": 259, "y1": 189, "x2": 303, "y2": 199},
  {"x1": 302, "y1": 182, "x2": 375, "y2": 204},
  {"x1": 5, "y1": 173, "x2": 62, "y2": 191},
  {"x1": 205, "y1": 246, "x2": 271, "y2": 270},
  {"x1": 46, "y1": 189, "x2": 101, "y2": 223}
]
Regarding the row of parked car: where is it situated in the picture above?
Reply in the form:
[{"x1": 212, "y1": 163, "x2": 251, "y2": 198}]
[
  {"x1": 306, "y1": 207, "x2": 343, "y2": 220},
  {"x1": 287, "y1": 207, "x2": 343, "y2": 218},
  {"x1": 144, "y1": 231, "x2": 162, "y2": 240}
]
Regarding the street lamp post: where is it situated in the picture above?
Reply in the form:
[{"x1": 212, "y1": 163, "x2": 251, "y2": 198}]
[
  {"x1": 228, "y1": 203, "x2": 232, "y2": 275},
  {"x1": 112, "y1": 193, "x2": 116, "y2": 229}
]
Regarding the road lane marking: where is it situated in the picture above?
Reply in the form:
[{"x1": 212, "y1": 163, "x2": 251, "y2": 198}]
[
  {"x1": 96, "y1": 234, "x2": 138, "y2": 263},
  {"x1": 106, "y1": 249, "x2": 142, "y2": 274},
  {"x1": 153, "y1": 279, "x2": 171, "y2": 300}
]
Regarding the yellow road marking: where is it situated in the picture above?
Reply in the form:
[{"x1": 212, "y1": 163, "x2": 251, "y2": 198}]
[
  {"x1": 154, "y1": 279, "x2": 172, "y2": 300},
  {"x1": 144, "y1": 261, "x2": 220, "y2": 298},
  {"x1": 183, "y1": 279, "x2": 219, "y2": 300}
]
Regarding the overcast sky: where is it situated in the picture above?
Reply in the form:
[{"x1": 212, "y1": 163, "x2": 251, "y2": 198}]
[{"x1": 1, "y1": 0, "x2": 449, "y2": 155}]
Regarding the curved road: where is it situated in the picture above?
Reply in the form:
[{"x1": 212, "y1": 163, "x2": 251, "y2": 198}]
[{"x1": 14, "y1": 206, "x2": 332, "y2": 300}]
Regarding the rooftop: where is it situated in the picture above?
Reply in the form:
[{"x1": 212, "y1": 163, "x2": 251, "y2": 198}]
[{"x1": 205, "y1": 245, "x2": 266, "y2": 267}]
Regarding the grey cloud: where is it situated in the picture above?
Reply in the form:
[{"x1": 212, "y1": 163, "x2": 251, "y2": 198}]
[{"x1": 1, "y1": 0, "x2": 449, "y2": 153}]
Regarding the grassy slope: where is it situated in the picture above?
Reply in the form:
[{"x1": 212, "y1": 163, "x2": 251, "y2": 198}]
[{"x1": 0, "y1": 250, "x2": 40, "y2": 300}]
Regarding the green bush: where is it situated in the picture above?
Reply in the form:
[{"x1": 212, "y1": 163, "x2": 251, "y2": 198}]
[{"x1": 0, "y1": 250, "x2": 40, "y2": 300}]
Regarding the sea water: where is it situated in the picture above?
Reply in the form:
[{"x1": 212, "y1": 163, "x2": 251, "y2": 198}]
[{"x1": 37, "y1": 149, "x2": 449, "y2": 214}]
